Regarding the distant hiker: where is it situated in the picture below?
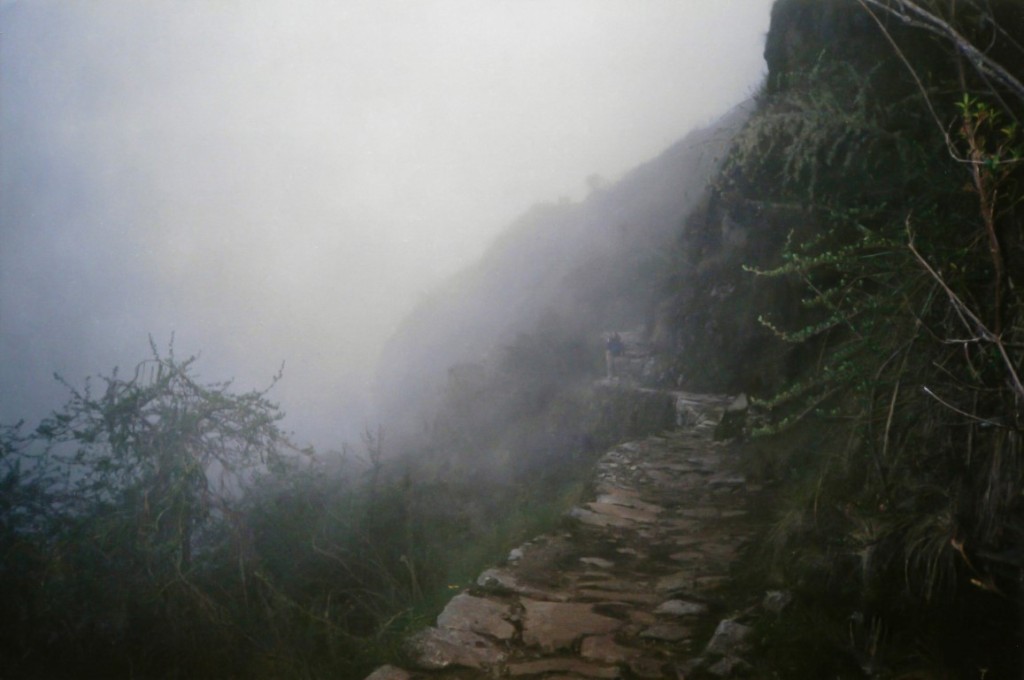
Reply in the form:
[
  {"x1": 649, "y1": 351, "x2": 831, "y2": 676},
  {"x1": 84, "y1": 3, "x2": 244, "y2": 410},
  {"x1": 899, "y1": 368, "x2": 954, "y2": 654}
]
[{"x1": 605, "y1": 332, "x2": 625, "y2": 379}]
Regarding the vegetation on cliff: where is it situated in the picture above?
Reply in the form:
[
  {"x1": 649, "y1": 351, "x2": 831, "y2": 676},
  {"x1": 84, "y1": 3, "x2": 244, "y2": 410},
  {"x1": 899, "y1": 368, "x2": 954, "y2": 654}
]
[{"x1": 680, "y1": 0, "x2": 1024, "y2": 675}]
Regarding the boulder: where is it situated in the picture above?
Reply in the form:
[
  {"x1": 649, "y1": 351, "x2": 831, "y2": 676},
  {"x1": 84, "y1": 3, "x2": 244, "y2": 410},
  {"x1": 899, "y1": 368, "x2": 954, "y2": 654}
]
[{"x1": 704, "y1": 619, "x2": 753, "y2": 657}]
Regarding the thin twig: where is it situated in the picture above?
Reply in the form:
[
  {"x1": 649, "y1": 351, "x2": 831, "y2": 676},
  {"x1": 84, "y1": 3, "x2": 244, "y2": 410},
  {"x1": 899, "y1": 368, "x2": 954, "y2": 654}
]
[
  {"x1": 922, "y1": 386, "x2": 1005, "y2": 428},
  {"x1": 857, "y1": 0, "x2": 1024, "y2": 168},
  {"x1": 906, "y1": 220, "x2": 1024, "y2": 399},
  {"x1": 862, "y1": 0, "x2": 1024, "y2": 105}
]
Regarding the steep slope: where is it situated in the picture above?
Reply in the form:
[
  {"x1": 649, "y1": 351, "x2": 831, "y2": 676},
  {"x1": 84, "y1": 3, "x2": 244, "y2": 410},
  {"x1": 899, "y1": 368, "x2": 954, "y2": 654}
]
[
  {"x1": 373, "y1": 0, "x2": 1024, "y2": 674},
  {"x1": 373, "y1": 104, "x2": 751, "y2": 433},
  {"x1": 659, "y1": 1, "x2": 1024, "y2": 675}
]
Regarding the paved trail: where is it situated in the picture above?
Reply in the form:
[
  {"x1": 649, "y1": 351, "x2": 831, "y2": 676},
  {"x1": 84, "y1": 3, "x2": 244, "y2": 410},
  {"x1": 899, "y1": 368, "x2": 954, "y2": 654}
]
[{"x1": 368, "y1": 392, "x2": 765, "y2": 680}]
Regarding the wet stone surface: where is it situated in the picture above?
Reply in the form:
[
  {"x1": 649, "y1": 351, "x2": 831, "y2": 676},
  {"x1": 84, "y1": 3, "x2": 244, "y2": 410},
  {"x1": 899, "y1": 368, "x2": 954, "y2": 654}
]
[{"x1": 366, "y1": 391, "x2": 767, "y2": 679}]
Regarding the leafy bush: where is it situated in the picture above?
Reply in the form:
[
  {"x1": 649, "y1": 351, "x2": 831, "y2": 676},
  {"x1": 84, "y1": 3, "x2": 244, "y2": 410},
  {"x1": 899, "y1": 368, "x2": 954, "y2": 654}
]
[{"x1": 0, "y1": 339, "x2": 296, "y2": 676}]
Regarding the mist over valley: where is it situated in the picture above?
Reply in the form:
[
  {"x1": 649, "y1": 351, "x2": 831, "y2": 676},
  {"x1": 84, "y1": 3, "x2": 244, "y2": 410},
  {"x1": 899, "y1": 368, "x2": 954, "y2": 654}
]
[{"x1": 1, "y1": 0, "x2": 771, "y2": 450}]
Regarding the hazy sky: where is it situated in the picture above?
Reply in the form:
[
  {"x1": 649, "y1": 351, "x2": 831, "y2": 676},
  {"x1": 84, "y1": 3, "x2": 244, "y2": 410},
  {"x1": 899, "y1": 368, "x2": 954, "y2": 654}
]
[{"x1": 1, "y1": 0, "x2": 773, "y2": 447}]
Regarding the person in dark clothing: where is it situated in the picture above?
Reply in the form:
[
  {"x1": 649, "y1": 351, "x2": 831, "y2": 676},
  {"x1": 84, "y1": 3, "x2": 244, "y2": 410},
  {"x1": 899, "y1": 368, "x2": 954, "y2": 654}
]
[{"x1": 605, "y1": 332, "x2": 625, "y2": 379}]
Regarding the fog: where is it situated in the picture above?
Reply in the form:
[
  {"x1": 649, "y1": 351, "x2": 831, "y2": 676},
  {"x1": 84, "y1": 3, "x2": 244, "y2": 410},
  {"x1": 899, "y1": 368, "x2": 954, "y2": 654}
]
[{"x1": 1, "y1": 0, "x2": 773, "y2": 449}]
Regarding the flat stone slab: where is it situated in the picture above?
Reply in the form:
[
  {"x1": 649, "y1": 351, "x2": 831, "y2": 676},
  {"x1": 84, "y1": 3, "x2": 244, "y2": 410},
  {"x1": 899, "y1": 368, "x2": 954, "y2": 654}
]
[
  {"x1": 639, "y1": 469, "x2": 675, "y2": 484},
  {"x1": 676, "y1": 473, "x2": 713, "y2": 488},
  {"x1": 576, "y1": 590, "x2": 661, "y2": 605},
  {"x1": 437, "y1": 593, "x2": 515, "y2": 640},
  {"x1": 667, "y1": 550, "x2": 707, "y2": 565},
  {"x1": 477, "y1": 568, "x2": 569, "y2": 601},
  {"x1": 569, "y1": 506, "x2": 636, "y2": 529},
  {"x1": 406, "y1": 626, "x2": 506, "y2": 670},
  {"x1": 654, "y1": 599, "x2": 709, "y2": 617},
  {"x1": 662, "y1": 519, "x2": 701, "y2": 532},
  {"x1": 656, "y1": 572, "x2": 694, "y2": 593},
  {"x1": 574, "y1": 578, "x2": 652, "y2": 593},
  {"x1": 579, "y1": 634, "x2": 641, "y2": 664},
  {"x1": 580, "y1": 556, "x2": 615, "y2": 569},
  {"x1": 521, "y1": 599, "x2": 623, "y2": 652},
  {"x1": 657, "y1": 462, "x2": 709, "y2": 473},
  {"x1": 693, "y1": 541, "x2": 740, "y2": 562},
  {"x1": 666, "y1": 536, "x2": 703, "y2": 549},
  {"x1": 508, "y1": 657, "x2": 620, "y2": 678},
  {"x1": 707, "y1": 655, "x2": 752, "y2": 677},
  {"x1": 628, "y1": 609, "x2": 658, "y2": 626},
  {"x1": 708, "y1": 474, "x2": 746, "y2": 488},
  {"x1": 595, "y1": 493, "x2": 664, "y2": 515},
  {"x1": 693, "y1": 576, "x2": 729, "y2": 592},
  {"x1": 363, "y1": 665, "x2": 412, "y2": 680},
  {"x1": 629, "y1": 657, "x2": 668, "y2": 679},
  {"x1": 640, "y1": 623, "x2": 692, "y2": 642},
  {"x1": 595, "y1": 483, "x2": 642, "y2": 498},
  {"x1": 586, "y1": 501, "x2": 660, "y2": 524},
  {"x1": 679, "y1": 507, "x2": 720, "y2": 519}
]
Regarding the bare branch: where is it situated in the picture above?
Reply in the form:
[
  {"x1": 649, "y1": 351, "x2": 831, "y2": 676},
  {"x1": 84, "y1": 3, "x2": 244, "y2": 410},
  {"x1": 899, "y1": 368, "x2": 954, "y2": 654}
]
[
  {"x1": 906, "y1": 219, "x2": 1024, "y2": 399},
  {"x1": 862, "y1": 0, "x2": 1024, "y2": 105},
  {"x1": 921, "y1": 386, "x2": 1006, "y2": 427}
]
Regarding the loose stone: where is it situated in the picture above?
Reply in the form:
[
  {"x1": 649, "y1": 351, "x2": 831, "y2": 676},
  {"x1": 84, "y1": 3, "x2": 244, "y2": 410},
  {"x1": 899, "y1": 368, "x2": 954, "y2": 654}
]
[{"x1": 704, "y1": 619, "x2": 753, "y2": 657}]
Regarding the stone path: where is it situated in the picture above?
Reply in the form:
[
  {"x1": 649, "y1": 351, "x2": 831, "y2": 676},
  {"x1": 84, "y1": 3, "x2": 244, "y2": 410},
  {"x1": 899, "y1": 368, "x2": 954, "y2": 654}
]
[{"x1": 367, "y1": 392, "x2": 766, "y2": 680}]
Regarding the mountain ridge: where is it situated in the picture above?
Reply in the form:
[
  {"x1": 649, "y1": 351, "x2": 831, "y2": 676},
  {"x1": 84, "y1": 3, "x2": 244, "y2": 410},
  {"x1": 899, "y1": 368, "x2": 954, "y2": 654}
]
[{"x1": 373, "y1": 101, "x2": 753, "y2": 433}]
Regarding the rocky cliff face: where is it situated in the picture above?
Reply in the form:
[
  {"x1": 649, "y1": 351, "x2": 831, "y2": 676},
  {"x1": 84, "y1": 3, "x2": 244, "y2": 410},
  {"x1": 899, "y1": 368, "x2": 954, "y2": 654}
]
[
  {"x1": 679, "y1": 2, "x2": 1024, "y2": 676},
  {"x1": 644, "y1": 0, "x2": 1024, "y2": 397},
  {"x1": 374, "y1": 0, "x2": 1024, "y2": 410},
  {"x1": 371, "y1": 0, "x2": 946, "y2": 415}
]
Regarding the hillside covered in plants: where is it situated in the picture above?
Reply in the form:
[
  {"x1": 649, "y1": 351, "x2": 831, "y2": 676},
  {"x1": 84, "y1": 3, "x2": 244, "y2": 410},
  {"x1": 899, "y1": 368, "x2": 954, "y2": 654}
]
[
  {"x1": 686, "y1": 0, "x2": 1024, "y2": 675},
  {"x1": 2, "y1": 1, "x2": 1022, "y2": 677}
]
